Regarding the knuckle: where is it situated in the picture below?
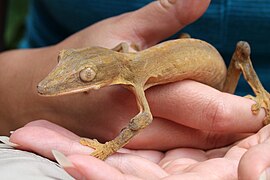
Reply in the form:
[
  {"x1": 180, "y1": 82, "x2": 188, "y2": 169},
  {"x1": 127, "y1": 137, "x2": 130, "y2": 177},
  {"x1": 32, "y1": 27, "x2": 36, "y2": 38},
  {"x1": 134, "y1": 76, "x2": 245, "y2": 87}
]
[
  {"x1": 204, "y1": 131, "x2": 230, "y2": 149},
  {"x1": 202, "y1": 94, "x2": 230, "y2": 131},
  {"x1": 204, "y1": 131, "x2": 220, "y2": 148}
]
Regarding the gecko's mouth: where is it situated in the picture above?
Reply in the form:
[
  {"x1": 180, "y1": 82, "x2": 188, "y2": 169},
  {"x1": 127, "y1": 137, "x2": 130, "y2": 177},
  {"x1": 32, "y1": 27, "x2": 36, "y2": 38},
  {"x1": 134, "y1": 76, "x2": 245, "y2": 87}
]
[
  {"x1": 37, "y1": 84, "x2": 47, "y2": 95},
  {"x1": 37, "y1": 83, "x2": 102, "y2": 97},
  {"x1": 37, "y1": 84, "x2": 61, "y2": 96}
]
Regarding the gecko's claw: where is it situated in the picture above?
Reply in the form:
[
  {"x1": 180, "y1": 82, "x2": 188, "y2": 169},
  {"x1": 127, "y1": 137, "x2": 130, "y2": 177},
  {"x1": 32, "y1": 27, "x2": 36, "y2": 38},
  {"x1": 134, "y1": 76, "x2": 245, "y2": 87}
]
[
  {"x1": 244, "y1": 92, "x2": 270, "y2": 125},
  {"x1": 90, "y1": 147, "x2": 110, "y2": 161},
  {"x1": 244, "y1": 94, "x2": 261, "y2": 115},
  {"x1": 80, "y1": 138, "x2": 115, "y2": 160}
]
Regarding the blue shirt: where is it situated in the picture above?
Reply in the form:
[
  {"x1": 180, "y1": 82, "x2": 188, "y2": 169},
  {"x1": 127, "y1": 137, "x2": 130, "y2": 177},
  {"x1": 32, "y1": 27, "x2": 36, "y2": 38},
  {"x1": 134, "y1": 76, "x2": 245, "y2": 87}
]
[{"x1": 20, "y1": 0, "x2": 270, "y2": 95}]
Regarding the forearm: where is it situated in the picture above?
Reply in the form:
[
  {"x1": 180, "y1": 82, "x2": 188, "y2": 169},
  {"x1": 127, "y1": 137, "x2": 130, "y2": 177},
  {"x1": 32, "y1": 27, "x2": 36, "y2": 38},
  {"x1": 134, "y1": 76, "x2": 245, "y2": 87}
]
[{"x1": 0, "y1": 46, "x2": 61, "y2": 133}]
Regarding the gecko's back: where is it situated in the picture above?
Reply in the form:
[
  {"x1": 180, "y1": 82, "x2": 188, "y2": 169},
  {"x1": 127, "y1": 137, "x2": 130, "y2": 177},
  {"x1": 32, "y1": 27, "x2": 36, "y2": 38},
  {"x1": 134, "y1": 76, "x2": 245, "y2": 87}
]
[{"x1": 130, "y1": 39, "x2": 227, "y2": 90}]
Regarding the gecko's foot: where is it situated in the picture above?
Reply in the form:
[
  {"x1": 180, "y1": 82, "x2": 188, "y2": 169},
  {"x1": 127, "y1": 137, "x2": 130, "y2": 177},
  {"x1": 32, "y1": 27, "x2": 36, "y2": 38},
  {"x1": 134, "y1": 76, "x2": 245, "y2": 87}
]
[
  {"x1": 244, "y1": 92, "x2": 270, "y2": 125},
  {"x1": 80, "y1": 138, "x2": 116, "y2": 160},
  {"x1": 80, "y1": 138, "x2": 103, "y2": 149},
  {"x1": 179, "y1": 33, "x2": 191, "y2": 39}
]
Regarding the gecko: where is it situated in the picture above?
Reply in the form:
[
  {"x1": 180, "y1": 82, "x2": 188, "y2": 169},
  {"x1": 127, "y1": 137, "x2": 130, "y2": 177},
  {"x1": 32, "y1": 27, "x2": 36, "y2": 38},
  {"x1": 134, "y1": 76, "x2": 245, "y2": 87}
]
[{"x1": 37, "y1": 38, "x2": 270, "y2": 160}]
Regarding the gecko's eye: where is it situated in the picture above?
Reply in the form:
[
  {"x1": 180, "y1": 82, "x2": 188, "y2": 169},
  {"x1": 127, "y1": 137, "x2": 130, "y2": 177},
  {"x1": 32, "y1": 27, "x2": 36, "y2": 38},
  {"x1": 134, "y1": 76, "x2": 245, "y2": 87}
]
[{"x1": 79, "y1": 67, "x2": 96, "y2": 82}]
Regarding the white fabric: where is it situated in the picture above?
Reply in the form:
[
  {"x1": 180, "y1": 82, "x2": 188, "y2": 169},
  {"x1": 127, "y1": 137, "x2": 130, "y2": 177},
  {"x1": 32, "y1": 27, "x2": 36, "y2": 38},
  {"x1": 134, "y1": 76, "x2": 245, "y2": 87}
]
[{"x1": 0, "y1": 143, "x2": 74, "y2": 180}]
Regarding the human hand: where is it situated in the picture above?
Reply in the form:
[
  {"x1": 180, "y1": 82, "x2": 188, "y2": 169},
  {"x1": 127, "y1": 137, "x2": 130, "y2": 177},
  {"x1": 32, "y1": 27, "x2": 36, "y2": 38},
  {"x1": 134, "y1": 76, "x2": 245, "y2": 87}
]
[
  {"x1": 9, "y1": 120, "x2": 270, "y2": 179},
  {"x1": 0, "y1": 0, "x2": 266, "y2": 152},
  {"x1": 33, "y1": 0, "x2": 264, "y2": 150},
  {"x1": 0, "y1": 0, "x2": 212, "y2": 134},
  {"x1": 57, "y1": 0, "x2": 211, "y2": 49}
]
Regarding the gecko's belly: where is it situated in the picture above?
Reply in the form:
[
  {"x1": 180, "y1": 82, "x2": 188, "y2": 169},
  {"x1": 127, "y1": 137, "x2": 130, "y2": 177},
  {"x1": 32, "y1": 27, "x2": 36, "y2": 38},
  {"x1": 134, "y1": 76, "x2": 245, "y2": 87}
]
[{"x1": 145, "y1": 66, "x2": 227, "y2": 91}]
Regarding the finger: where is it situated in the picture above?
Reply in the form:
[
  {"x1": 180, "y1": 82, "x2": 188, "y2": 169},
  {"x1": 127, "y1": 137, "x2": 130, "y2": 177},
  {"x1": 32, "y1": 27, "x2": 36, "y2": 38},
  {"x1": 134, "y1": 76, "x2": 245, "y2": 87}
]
[
  {"x1": 10, "y1": 126, "x2": 92, "y2": 159},
  {"x1": 24, "y1": 120, "x2": 80, "y2": 140},
  {"x1": 238, "y1": 143, "x2": 270, "y2": 179},
  {"x1": 10, "y1": 122, "x2": 165, "y2": 162},
  {"x1": 121, "y1": 148, "x2": 164, "y2": 163},
  {"x1": 237, "y1": 125, "x2": 270, "y2": 179},
  {"x1": 159, "y1": 148, "x2": 205, "y2": 168},
  {"x1": 106, "y1": 153, "x2": 168, "y2": 179},
  {"x1": 128, "y1": 116, "x2": 248, "y2": 150},
  {"x1": 159, "y1": 143, "x2": 248, "y2": 179},
  {"x1": 63, "y1": 0, "x2": 210, "y2": 49},
  {"x1": 53, "y1": 151, "x2": 130, "y2": 180},
  {"x1": 147, "y1": 80, "x2": 265, "y2": 133},
  {"x1": 66, "y1": 154, "x2": 168, "y2": 179},
  {"x1": 111, "y1": 0, "x2": 211, "y2": 48},
  {"x1": 160, "y1": 153, "x2": 238, "y2": 179}
]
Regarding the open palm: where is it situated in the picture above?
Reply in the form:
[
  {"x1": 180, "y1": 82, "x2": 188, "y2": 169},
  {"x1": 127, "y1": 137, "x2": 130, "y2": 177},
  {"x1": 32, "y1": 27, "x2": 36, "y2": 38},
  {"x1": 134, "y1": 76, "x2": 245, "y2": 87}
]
[{"x1": 9, "y1": 120, "x2": 270, "y2": 179}]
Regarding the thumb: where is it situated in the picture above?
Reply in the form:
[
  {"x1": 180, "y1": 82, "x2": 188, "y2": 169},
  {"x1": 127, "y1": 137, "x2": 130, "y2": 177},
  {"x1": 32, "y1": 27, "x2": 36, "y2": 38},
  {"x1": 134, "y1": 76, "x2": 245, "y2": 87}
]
[
  {"x1": 238, "y1": 125, "x2": 270, "y2": 179},
  {"x1": 63, "y1": 0, "x2": 210, "y2": 49},
  {"x1": 117, "y1": 0, "x2": 211, "y2": 48}
]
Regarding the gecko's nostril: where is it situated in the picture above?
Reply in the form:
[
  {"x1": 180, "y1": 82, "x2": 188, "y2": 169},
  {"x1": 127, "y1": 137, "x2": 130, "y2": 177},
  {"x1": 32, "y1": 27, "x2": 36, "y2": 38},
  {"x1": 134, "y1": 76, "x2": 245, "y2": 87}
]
[{"x1": 37, "y1": 84, "x2": 45, "y2": 94}]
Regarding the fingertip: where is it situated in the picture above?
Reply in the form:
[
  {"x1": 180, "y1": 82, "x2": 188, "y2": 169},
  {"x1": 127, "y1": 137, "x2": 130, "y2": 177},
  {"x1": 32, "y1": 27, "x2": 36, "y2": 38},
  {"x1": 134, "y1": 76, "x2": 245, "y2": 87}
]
[
  {"x1": 52, "y1": 150, "x2": 85, "y2": 180},
  {"x1": 9, "y1": 127, "x2": 33, "y2": 151},
  {"x1": 0, "y1": 136, "x2": 19, "y2": 148},
  {"x1": 259, "y1": 169, "x2": 270, "y2": 180},
  {"x1": 208, "y1": 92, "x2": 265, "y2": 132},
  {"x1": 116, "y1": 0, "x2": 211, "y2": 48},
  {"x1": 239, "y1": 143, "x2": 270, "y2": 179},
  {"x1": 67, "y1": 154, "x2": 125, "y2": 179},
  {"x1": 52, "y1": 150, "x2": 74, "y2": 168}
]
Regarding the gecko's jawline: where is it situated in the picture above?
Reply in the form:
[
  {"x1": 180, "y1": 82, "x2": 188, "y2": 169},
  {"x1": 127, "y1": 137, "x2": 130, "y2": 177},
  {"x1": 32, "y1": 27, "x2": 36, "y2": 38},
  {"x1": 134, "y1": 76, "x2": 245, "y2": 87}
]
[{"x1": 37, "y1": 85, "x2": 102, "y2": 97}]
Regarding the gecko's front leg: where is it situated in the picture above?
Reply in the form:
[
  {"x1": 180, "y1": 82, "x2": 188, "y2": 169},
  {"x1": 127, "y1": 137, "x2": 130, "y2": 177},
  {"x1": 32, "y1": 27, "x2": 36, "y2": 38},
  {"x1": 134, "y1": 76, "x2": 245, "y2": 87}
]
[
  {"x1": 80, "y1": 75, "x2": 152, "y2": 160},
  {"x1": 223, "y1": 41, "x2": 270, "y2": 125}
]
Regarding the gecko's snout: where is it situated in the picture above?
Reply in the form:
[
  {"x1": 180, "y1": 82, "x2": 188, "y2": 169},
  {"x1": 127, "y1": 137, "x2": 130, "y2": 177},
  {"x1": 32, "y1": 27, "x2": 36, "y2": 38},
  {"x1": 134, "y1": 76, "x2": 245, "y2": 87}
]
[{"x1": 37, "y1": 84, "x2": 47, "y2": 95}]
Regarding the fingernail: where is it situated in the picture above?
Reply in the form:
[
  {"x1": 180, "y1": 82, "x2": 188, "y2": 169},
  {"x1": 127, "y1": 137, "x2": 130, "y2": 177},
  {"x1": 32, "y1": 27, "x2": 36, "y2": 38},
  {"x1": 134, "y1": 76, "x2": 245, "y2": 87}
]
[
  {"x1": 52, "y1": 150, "x2": 74, "y2": 168},
  {"x1": 10, "y1": 131, "x2": 14, "y2": 134},
  {"x1": 52, "y1": 150, "x2": 84, "y2": 180},
  {"x1": 0, "y1": 136, "x2": 19, "y2": 147},
  {"x1": 161, "y1": 160, "x2": 172, "y2": 169},
  {"x1": 260, "y1": 168, "x2": 270, "y2": 180}
]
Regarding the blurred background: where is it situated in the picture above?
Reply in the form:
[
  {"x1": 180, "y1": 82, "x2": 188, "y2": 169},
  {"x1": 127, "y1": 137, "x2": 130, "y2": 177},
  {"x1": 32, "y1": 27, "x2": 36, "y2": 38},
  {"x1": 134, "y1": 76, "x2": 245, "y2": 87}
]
[{"x1": 1, "y1": 0, "x2": 28, "y2": 51}]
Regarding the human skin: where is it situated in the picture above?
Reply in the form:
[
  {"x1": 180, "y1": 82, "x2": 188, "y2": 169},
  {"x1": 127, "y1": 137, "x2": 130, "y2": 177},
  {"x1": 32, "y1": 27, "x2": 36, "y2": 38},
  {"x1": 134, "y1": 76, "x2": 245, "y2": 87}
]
[
  {"x1": 10, "y1": 120, "x2": 270, "y2": 179},
  {"x1": 2, "y1": 0, "x2": 270, "y2": 179},
  {"x1": 0, "y1": 0, "x2": 265, "y2": 151}
]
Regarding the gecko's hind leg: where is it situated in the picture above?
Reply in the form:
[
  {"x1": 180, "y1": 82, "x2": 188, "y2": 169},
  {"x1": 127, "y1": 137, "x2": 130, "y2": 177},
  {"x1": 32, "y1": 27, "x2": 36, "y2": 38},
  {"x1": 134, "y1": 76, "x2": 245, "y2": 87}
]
[
  {"x1": 179, "y1": 33, "x2": 191, "y2": 39},
  {"x1": 223, "y1": 41, "x2": 270, "y2": 125}
]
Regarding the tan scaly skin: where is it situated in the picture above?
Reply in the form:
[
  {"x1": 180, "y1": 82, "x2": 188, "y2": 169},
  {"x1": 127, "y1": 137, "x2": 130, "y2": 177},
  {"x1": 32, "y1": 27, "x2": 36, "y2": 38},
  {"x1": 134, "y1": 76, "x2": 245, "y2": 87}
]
[{"x1": 37, "y1": 38, "x2": 270, "y2": 160}]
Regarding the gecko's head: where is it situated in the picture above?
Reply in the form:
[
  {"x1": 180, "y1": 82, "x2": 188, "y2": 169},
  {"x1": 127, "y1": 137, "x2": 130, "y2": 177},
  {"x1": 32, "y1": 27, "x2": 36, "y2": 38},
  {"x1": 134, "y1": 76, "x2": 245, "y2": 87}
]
[{"x1": 37, "y1": 47, "x2": 122, "y2": 96}]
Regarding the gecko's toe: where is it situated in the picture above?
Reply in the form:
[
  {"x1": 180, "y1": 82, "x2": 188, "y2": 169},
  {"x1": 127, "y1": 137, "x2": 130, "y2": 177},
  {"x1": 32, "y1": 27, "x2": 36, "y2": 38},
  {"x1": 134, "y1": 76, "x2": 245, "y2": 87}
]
[
  {"x1": 80, "y1": 138, "x2": 103, "y2": 149},
  {"x1": 245, "y1": 92, "x2": 270, "y2": 125},
  {"x1": 236, "y1": 41, "x2": 251, "y2": 58}
]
